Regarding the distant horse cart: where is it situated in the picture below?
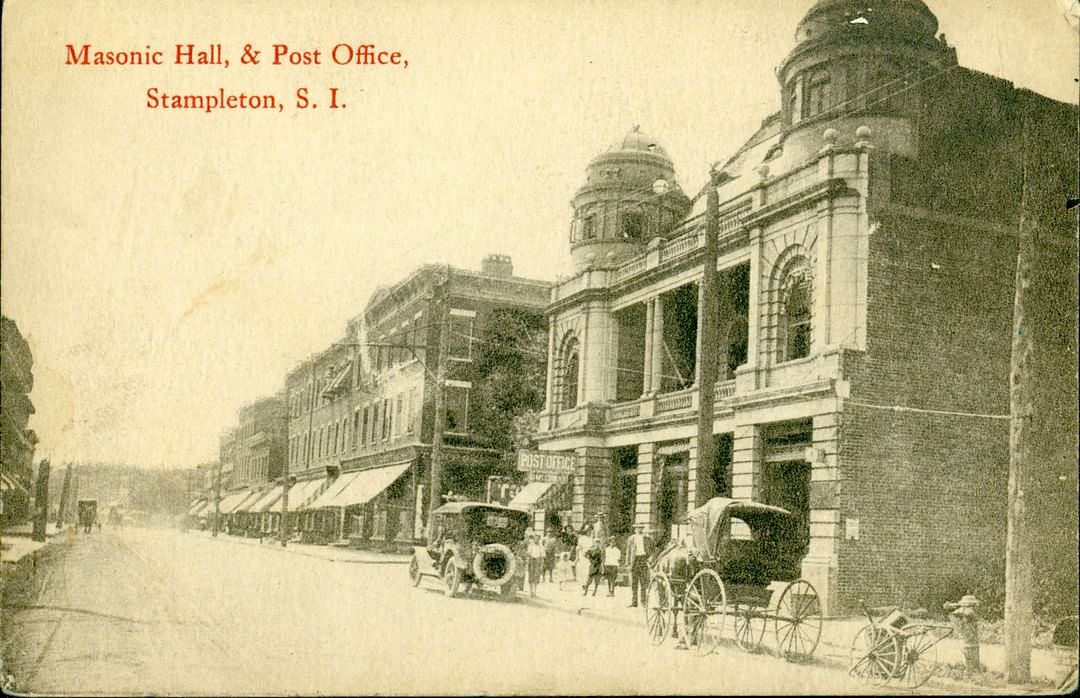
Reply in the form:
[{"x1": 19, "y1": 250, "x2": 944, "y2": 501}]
[{"x1": 645, "y1": 497, "x2": 822, "y2": 661}]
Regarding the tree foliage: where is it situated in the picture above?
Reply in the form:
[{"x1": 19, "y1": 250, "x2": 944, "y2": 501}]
[{"x1": 470, "y1": 308, "x2": 547, "y2": 452}]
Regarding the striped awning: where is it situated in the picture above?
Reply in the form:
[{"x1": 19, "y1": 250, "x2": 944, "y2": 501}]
[
  {"x1": 233, "y1": 488, "x2": 271, "y2": 514},
  {"x1": 248, "y1": 487, "x2": 283, "y2": 513},
  {"x1": 218, "y1": 489, "x2": 255, "y2": 514},
  {"x1": 269, "y1": 477, "x2": 328, "y2": 513},
  {"x1": 307, "y1": 464, "x2": 410, "y2": 509},
  {"x1": 1, "y1": 472, "x2": 26, "y2": 493},
  {"x1": 509, "y1": 480, "x2": 569, "y2": 510},
  {"x1": 187, "y1": 498, "x2": 208, "y2": 516}
]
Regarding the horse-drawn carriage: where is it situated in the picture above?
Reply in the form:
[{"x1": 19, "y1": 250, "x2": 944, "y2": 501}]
[{"x1": 645, "y1": 497, "x2": 822, "y2": 661}]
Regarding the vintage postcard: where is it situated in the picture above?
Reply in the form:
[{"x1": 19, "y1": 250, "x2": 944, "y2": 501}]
[{"x1": 1, "y1": 0, "x2": 1077, "y2": 695}]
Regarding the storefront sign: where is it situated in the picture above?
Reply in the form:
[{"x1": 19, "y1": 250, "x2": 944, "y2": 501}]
[{"x1": 516, "y1": 450, "x2": 577, "y2": 476}]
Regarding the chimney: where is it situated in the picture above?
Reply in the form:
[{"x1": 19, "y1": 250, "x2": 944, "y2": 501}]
[{"x1": 481, "y1": 254, "x2": 513, "y2": 278}]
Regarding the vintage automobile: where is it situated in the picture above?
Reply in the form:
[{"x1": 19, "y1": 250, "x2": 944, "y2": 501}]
[{"x1": 409, "y1": 501, "x2": 529, "y2": 598}]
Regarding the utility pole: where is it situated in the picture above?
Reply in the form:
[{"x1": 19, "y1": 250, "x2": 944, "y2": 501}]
[
  {"x1": 695, "y1": 171, "x2": 721, "y2": 506},
  {"x1": 425, "y1": 268, "x2": 451, "y2": 542},
  {"x1": 1005, "y1": 112, "x2": 1035, "y2": 684},
  {"x1": 280, "y1": 411, "x2": 292, "y2": 547},
  {"x1": 212, "y1": 457, "x2": 223, "y2": 537},
  {"x1": 31, "y1": 459, "x2": 50, "y2": 541},
  {"x1": 56, "y1": 463, "x2": 73, "y2": 529}
]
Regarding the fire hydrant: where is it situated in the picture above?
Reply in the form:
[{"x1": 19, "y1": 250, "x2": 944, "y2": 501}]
[{"x1": 944, "y1": 595, "x2": 981, "y2": 673}]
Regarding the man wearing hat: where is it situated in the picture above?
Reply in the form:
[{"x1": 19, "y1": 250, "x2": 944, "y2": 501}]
[{"x1": 625, "y1": 523, "x2": 654, "y2": 607}]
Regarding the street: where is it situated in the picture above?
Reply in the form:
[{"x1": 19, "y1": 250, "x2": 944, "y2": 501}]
[{"x1": 2, "y1": 528, "x2": 886, "y2": 695}]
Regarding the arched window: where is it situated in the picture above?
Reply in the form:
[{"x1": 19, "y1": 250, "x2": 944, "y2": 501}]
[
  {"x1": 779, "y1": 264, "x2": 813, "y2": 361},
  {"x1": 558, "y1": 336, "x2": 580, "y2": 410},
  {"x1": 805, "y1": 69, "x2": 832, "y2": 118}
]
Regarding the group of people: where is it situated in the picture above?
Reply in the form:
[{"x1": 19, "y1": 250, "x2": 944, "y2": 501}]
[{"x1": 523, "y1": 515, "x2": 656, "y2": 606}]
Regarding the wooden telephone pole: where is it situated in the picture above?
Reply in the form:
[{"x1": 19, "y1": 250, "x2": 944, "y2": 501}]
[
  {"x1": 695, "y1": 172, "x2": 721, "y2": 504},
  {"x1": 425, "y1": 268, "x2": 451, "y2": 542},
  {"x1": 1004, "y1": 112, "x2": 1034, "y2": 684}
]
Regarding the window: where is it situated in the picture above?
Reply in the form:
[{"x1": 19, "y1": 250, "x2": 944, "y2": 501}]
[
  {"x1": 621, "y1": 211, "x2": 645, "y2": 240},
  {"x1": 407, "y1": 387, "x2": 417, "y2": 434},
  {"x1": 448, "y1": 314, "x2": 474, "y2": 360},
  {"x1": 352, "y1": 411, "x2": 360, "y2": 449},
  {"x1": 805, "y1": 69, "x2": 831, "y2": 118},
  {"x1": 370, "y1": 403, "x2": 379, "y2": 444},
  {"x1": 788, "y1": 76, "x2": 802, "y2": 124},
  {"x1": 395, "y1": 395, "x2": 404, "y2": 435},
  {"x1": 559, "y1": 336, "x2": 580, "y2": 410},
  {"x1": 382, "y1": 398, "x2": 392, "y2": 440},
  {"x1": 780, "y1": 267, "x2": 813, "y2": 361},
  {"x1": 582, "y1": 213, "x2": 597, "y2": 240},
  {"x1": 361, "y1": 406, "x2": 370, "y2": 446},
  {"x1": 446, "y1": 383, "x2": 470, "y2": 433}
]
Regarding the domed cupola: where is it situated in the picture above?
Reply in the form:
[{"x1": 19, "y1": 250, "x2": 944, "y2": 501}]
[
  {"x1": 776, "y1": 0, "x2": 957, "y2": 134},
  {"x1": 569, "y1": 126, "x2": 691, "y2": 270}
]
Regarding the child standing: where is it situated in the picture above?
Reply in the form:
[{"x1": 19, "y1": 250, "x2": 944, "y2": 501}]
[
  {"x1": 582, "y1": 540, "x2": 604, "y2": 596},
  {"x1": 603, "y1": 537, "x2": 621, "y2": 596}
]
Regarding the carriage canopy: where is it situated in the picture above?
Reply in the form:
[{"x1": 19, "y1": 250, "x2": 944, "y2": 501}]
[{"x1": 685, "y1": 497, "x2": 799, "y2": 562}]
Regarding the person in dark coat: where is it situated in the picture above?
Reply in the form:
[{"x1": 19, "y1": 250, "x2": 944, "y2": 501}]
[
  {"x1": 582, "y1": 540, "x2": 604, "y2": 596},
  {"x1": 625, "y1": 523, "x2": 655, "y2": 607}
]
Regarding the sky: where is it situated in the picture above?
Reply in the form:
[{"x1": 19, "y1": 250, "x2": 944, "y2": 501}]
[{"x1": 2, "y1": 0, "x2": 1077, "y2": 469}]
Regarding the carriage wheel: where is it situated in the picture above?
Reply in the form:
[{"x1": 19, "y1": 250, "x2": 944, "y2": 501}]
[
  {"x1": 409, "y1": 556, "x2": 422, "y2": 587},
  {"x1": 442, "y1": 559, "x2": 460, "y2": 598},
  {"x1": 644, "y1": 574, "x2": 674, "y2": 646},
  {"x1": 774, "y1": 579, "x2": 822, "y2": 662},
  {"x1": 682, "y1": 569, "x2": 727, "y2": 656},
  {"x1": 734, "y1": 602, "x2": 767, "y2": 652},
  {"x1": 895, "y1": 623, "x2": 945, "y2": 689},
  {"x1": 849, "y1": 623, "x2": 901, "y2": 686}
]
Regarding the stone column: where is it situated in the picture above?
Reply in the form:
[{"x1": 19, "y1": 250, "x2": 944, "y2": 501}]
[
  {"x1": 803, "y1": 412, "x2": 842, "y2": 616},
  {"x1": 730, "y1": 424, "x2": 761, "y2": 501},
  {"x1": 651, "y1": 294, "x2": 665, "y2": 393},
  {"x1": 642, "y1": 298, "x2": 655, "y2": 395},
  {"x1": 635, "y1": 443, "x2": 655, "y2": 529},
  {"x1": 573, "y1": 446, "x2": 612, "y2": 527}
]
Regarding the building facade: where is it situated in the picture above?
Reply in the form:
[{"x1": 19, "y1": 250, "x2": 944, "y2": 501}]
[
  {"x1": 214, "y1": 394, "x2": 287, "y2": 535},
  {"x1": 1, "y1": 316, "x2": 38, "y2": 525},
  {"x1": 284, "y1": 255, "x2": 550, "y2": 548},
  {"x1": 535, "y1": 0, "x2": 1077, "y2": 615}
]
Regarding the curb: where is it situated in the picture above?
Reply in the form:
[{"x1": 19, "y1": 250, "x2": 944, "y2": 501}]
[
  {"x1": 519, "y1": 598, "x2": 1039, "y2": 694},
  {"x1": 200, "y1": 532, "x2": 409, "y2": 565}
]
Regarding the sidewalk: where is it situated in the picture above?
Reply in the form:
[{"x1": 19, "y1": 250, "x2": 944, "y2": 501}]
[
  {"x1": 520, "y1": 579, "x2": 1071, "y2": 693},
  {"x1": 1, "y1": 523, "x2": 64, "y2": 568},
  {"x1": 191, "y1": 529, "x2": 410, "y2": 565}
]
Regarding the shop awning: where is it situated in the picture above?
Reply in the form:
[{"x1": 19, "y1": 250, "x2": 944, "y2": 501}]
[
  {"x1": 0, "y1": 472, "x2": 26, "y2": 493},
  {"x1": 248, "y1": 487, "x2": 282, "y2": 513},
  {"x1": 218, "y1": 489, "x2": 255, "y2": 514},
  {"x1": 308, "y1": 463, "x2": 410, "y2": 509},
  {"x1": 509, "y1": 482, "x2": 555, "y2": 508},
  {"x1": 269, "y1": 477, "x2": 328, "y2": 513},
  {"x1": 191, "y1": 500, "x2": 210, "y2": 517},
  {"x1": 187, "y1": 498, "x2": 208, "y2": 516},
  {"x1": 509, "y1": 480, "x2": 569, "y2": 510},
  {"x1": 233, "y1": 488, "x2": 271, "y2": 514}
]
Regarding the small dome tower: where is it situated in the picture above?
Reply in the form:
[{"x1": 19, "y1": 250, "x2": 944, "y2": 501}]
[{"x1": 569, "y1": 127, "x2": 691, "y2": 270}]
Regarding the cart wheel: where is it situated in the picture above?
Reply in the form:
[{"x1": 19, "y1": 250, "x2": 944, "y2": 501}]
[
  {"x1": 442, "y1": 559, "x2": 460, "y2": 598},
  {"x1": 645, "y1": 574, "x2": 674, "y2": 646},
  {"x1": 774, "y1": 579, "x2": 822, "y2": 662},
  {"x1": 734, "y1": 602, "x2": 767, "y2": 652},
  {"x1": 683, "y1": 569, "x2": 726, "y2": 656},
  {"x1": 895, "y1": 623, "x2": 945, "y2": 689},
  {"x1": 409, "y1": 556, "x2": 422, "y2": 587},
  {"x1": 849, "y1": 623, "x2": 901, "y2": 686}
]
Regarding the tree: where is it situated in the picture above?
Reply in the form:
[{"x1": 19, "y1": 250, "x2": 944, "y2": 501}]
[{"x1": 470, "y1": 308, "x2": 547, "y2": 452}]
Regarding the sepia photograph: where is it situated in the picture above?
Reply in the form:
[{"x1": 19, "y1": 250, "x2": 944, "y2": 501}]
[{"x1": 1, "y1": 0, "x2": 1077, "y2": 694}]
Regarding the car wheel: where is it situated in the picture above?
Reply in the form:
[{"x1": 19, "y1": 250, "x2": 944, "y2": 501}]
[{"x1": 442, "y1": 559, "x2": 460, "y2": 598}]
